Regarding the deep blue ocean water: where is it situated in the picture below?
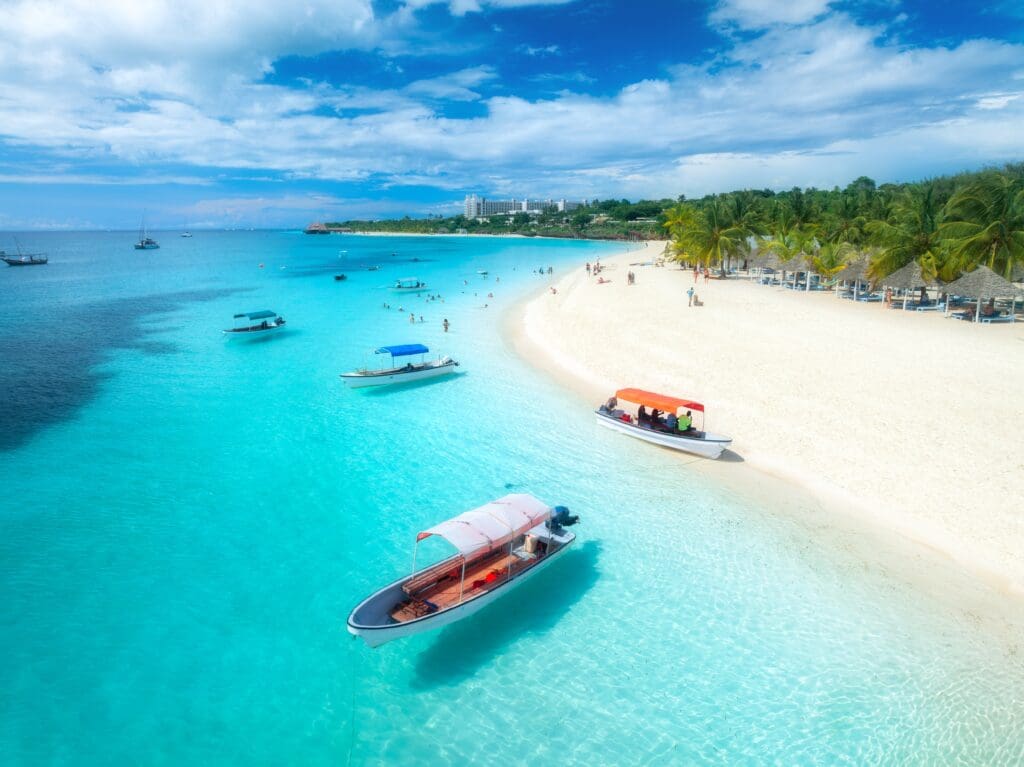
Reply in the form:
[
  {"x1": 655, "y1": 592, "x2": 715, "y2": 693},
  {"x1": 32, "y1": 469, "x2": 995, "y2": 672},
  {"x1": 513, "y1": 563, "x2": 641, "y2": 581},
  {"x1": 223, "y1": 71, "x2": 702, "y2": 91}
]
[{"x1": 1, "y1": 231, "x2": 1022, "y2": 765}]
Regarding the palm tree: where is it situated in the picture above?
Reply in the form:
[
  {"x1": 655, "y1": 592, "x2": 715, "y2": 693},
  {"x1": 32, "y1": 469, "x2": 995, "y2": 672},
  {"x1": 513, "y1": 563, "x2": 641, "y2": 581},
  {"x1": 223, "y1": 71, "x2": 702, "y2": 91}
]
[
  {"x1": 940, "y1": 171, "x2": 1024, "y2": 280},
  {"x1": 866, "y1": 182, "x2": 945, "y2": 283},
  {"x1": 723, "y1": 191, "x2": 765, "y2": 269},
  {"x1": 761, "y1": 213, "x2": 818, "y2": 283},
  {"x1": 813, "y1": 241, "x2": 858, "y2": 282},
  {"x1": 668, "y1": 198, "x2": 748, "y2": 275},
  {"x1": 824, "y1": 193, "x2": 867, "y2": 245}
]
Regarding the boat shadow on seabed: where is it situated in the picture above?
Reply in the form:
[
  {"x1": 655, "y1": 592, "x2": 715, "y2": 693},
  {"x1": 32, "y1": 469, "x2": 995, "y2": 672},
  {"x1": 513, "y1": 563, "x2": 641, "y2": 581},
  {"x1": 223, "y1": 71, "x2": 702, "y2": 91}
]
[
  {"x1": 359, "y1": 370, "x2": 466, "y2": 396},
  {"x1": 410, "y1": 540, "x2": 601, "y2": 690}
]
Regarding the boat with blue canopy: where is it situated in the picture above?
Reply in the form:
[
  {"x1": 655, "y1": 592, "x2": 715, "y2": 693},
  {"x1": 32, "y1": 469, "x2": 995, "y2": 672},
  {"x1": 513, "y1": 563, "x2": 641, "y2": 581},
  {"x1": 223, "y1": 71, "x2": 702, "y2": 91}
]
[
  {"x1": 339, "y1": 343, "x2": 458, "y2": 387},
  {"x1": 222, "y1": 309, "x2": 287, "y2": 337}
]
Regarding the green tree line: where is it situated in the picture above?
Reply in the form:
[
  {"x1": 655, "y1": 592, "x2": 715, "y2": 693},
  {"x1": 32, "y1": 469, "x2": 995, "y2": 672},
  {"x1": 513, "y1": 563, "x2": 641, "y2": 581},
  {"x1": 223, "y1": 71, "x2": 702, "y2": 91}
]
[{"x1": 662, "y1": 163, "x2": 1024, "y2": 282}]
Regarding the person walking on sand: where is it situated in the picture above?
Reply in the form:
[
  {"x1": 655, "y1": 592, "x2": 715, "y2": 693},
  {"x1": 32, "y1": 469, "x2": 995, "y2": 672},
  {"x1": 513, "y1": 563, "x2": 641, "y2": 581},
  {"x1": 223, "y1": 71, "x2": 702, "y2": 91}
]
[
  {"x1": 586, "y1": 262, "x2": 591, "y2": 275},
  {"x1": 443, "y1": 318, "x2": 449, "y2": 332},
  {"x1": 693, "y1": 265, "x2": 699, "y2": 283},
  {"x1": 687, "y1": 286, "x2": 694, "y2": 306}
]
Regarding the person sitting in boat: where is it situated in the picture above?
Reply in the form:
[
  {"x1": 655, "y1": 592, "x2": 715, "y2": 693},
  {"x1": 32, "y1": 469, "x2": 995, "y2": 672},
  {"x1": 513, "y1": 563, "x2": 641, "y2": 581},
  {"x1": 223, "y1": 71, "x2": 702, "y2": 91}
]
[
  {"x1": 665, "y1": 412, "x2": 678, "y2": 431},
  {"x1": 605, "y1": 395, "x2": 618, "y2": 411},
  {"x1": 678, "y1": 410, "x2": 693, "y2": 432},
  {"x1": 637, "y1": 405, "x2": 648, "y2": 424},
  {"x1": 650, "y1": 408, "x2": 661, "y2": 427}
]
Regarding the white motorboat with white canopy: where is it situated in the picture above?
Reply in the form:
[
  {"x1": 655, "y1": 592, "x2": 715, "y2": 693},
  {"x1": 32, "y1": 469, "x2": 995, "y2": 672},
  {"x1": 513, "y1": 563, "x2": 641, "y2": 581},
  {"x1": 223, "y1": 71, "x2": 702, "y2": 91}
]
[
  {"x1": 347, "y1": 493, "x2": 579, "y2": 648},
  {"x1": 391, "y1": 277, "x2": 428, "y2": 293},
  {"x1": 596, "y1": 387, "x2": 732, "y2": 459},
  {"x1": 222, "y1": 309, "x2": 286, "y2": 337},
  {"x1": 339, "y1": 344, "x2": 458, "y2": 388}
]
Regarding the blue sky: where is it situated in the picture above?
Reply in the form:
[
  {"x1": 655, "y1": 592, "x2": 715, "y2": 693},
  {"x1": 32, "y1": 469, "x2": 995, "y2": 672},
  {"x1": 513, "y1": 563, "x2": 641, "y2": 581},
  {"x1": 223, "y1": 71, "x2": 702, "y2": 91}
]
[{"x1": 0, "y1": 0, "x2": 1022, "y2": 229}]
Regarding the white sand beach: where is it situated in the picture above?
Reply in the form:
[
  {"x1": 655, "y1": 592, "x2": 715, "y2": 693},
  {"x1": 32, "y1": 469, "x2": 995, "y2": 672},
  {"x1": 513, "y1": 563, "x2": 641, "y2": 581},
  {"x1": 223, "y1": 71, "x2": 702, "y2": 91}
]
[{"x1": 514, "y1": 241, "x2": 1024, "y2": 600}]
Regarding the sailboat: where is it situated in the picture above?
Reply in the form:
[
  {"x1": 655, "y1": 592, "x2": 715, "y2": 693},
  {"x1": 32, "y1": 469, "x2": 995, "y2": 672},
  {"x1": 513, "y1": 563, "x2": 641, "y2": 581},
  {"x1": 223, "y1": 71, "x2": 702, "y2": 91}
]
[{"x1": 134, "y1": 221, "x2": 160, "y2": 250}]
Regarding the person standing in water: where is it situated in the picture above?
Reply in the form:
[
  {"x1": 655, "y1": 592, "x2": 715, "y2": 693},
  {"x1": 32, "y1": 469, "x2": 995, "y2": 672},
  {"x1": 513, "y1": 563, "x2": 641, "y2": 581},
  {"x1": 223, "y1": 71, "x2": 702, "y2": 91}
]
[{"x1": 443, "y1": 318, "x2": 449, "y2": 332}]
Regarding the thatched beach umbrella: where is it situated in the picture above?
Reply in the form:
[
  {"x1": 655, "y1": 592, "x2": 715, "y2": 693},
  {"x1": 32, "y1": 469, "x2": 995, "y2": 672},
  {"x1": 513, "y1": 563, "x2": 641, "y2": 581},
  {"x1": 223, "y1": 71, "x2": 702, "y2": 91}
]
[
  {"x1": 836, "y1": 257, "x2": 869, "y2": 299},
  {"x1": 750, "y1": 250, "x2": 781, "y2": 282},
  {"x1": 943, "y1": 265, "x2": 1024, "y2": 322},
  {"x1": 776, "y1": 251, "x2": 805, "y2": 289},
  {"x1": 876, "y1": 261, "x2": 935, "y2": 309},
  {"x1": 796, "y1": 251, "x2": 817, "y2": 291}
]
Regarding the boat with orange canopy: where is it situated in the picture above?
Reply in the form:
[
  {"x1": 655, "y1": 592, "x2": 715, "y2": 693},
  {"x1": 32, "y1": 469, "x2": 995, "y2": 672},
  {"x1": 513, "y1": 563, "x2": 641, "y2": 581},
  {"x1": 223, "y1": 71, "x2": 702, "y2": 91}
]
[{"x1": 595, "y1": 387, "x2": 732, "y2": 459}]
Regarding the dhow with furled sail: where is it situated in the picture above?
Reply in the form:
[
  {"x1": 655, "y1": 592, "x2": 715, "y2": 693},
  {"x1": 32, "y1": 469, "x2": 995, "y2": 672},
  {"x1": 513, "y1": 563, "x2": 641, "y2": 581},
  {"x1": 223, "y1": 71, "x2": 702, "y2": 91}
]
[{"x1": 347, "y1": 494, "x2": 579, "y2": 648}]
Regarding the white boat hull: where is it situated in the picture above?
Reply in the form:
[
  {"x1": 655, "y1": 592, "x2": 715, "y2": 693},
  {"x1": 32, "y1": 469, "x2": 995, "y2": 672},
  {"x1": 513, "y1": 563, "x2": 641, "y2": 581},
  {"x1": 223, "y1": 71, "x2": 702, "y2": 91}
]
[
  {"x1": 595, "y1": 411, "x2": 731, "y2": 459},
  {"x1": 348, "y1": 532, "x2": 575, "y2": 648},
  {"x1": 340, "y1": 360, "x2": 457, "y2": 388},
  {"x1": 222, "y1": 324, "x2": 286, "y2": 338}
]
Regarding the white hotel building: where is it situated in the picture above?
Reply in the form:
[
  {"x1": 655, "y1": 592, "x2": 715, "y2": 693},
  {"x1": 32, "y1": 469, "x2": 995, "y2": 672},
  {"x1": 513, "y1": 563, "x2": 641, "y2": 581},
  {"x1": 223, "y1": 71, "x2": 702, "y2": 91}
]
[{"x1": 463, "y1": 194, "x2": 587, "y2": 217}]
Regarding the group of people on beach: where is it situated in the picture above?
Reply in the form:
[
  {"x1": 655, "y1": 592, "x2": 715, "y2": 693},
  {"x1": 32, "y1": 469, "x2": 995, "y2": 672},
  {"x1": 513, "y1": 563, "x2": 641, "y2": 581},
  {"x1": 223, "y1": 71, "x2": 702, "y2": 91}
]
[
  {"x1": 601, "y1": 396, "x2": 695, "y2": 434},
  {"x1": 636, "y1": 405, "x2": 692, "y2": 432}
]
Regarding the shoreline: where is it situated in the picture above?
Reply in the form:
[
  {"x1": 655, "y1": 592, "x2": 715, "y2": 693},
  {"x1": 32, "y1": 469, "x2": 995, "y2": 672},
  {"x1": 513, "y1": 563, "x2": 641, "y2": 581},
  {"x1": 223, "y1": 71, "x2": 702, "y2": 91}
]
[
  {"x1": 337, "y1": 230, "x2": 644, "y2": 242},
  {"x1": 505, "y1": 240, "x2": 1024, "y2": 636}
]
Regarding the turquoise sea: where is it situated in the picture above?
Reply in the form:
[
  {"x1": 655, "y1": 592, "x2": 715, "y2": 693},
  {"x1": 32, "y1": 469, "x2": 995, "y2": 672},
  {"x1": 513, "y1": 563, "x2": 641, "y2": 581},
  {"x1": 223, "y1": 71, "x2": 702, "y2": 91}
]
[{"x1": 1, "y1": 231, "x2": 1022, "y2": 765}]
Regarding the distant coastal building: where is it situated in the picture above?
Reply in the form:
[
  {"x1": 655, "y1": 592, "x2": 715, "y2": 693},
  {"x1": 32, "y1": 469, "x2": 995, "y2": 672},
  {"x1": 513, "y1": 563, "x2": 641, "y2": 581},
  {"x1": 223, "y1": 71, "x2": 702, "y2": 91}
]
[{"x1": 463, "y1": 194, "x2": 587, "y2": 217}]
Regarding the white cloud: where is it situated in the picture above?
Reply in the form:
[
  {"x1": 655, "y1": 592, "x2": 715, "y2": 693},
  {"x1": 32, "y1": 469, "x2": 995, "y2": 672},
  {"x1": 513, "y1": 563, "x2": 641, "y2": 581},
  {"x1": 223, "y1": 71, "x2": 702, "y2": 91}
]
[
  {"x1": 400, "y1": 0, "x2": 575, "y2": 17},
  {"x1": 404, "y1": 66, "x2": 497, "y2": 101},
  {"x1": 0, "y1": 0, "x2": 1022, "y2": 217},
  {"x1": 518, "y1": 44, "x2": 561, "y2": 56},
  {"x1": 710, "y1": 0, "x2": 832, "y2": 29}
]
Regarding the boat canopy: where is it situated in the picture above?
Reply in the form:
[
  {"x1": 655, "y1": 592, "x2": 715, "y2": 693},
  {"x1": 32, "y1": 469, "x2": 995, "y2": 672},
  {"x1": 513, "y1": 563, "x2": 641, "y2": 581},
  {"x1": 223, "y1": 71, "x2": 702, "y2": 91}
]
[
  {"x1": 416, "y1": 494, "x2": 551, "y2": 556},
  {"x1": 615, "y1": 387, "x2": 705, "y2": 413},
  {"x1": 376, "y1": 344, "x2": 429, "y2": 357},
  {"x1": 234, "y1": 310, "x2": 277, "y2": 320}
]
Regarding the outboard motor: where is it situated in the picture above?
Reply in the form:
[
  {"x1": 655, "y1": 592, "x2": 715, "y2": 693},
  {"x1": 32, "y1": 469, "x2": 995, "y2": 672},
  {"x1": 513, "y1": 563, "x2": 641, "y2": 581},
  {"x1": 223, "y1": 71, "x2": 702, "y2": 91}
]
[{"x1": 547, "y1": 505, "x2": 580, "y2": 533}]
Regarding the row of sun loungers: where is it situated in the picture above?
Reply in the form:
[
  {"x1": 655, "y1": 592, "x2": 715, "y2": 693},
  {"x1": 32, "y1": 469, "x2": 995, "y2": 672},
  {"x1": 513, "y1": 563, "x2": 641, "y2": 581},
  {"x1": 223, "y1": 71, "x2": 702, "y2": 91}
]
[{"x1": 749, "y1": 270, "x2": 1018, "y2": 324}]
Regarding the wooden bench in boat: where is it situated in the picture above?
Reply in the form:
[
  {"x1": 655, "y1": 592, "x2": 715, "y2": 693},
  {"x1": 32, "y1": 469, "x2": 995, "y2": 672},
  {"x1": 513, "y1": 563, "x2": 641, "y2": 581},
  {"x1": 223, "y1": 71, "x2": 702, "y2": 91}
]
[{"x1": 391, "y1": 547, "x2": 546, "y2": 623}]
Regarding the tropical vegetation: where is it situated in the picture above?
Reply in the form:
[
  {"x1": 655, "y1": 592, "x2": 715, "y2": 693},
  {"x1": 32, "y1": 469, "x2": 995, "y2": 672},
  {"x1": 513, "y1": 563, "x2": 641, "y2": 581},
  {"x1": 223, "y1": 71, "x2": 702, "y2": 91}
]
[
  {"x1": 660, "y1": 163, "x2": 1024, "y2": 283},
  {"x1": 329, "y1": 162, "x2": 1024, "y2": 284}
]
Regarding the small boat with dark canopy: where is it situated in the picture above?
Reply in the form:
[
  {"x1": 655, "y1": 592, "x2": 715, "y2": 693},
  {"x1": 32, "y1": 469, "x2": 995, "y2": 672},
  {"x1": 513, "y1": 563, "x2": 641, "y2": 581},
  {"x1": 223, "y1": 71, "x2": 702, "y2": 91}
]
[
  {"x1": 596, "y1": 387, "x2": 732, "y2": 459},
  {"x1": 347, "y1": 493, "x2": 579, "y2": 648},
  {"x1": 222, "y1": 310, "x2": 287, "y2": 337},
  {"x1": 391, "y1": 277, "x2": 428, "y2": 293},
  {"x1": 339, "y1": 344, "x2": 458, "y2": 388}
]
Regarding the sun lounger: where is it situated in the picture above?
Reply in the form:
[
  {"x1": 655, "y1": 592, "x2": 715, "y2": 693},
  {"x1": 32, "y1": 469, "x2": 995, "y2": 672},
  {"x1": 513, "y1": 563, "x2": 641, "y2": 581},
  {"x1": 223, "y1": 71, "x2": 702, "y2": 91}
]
[
  {"x1": 856, "y1": 294, "x2": 883, "y2": 302},
  {"x1": 980, "y1": 314, "x2": 1014, "y2": 324}
]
